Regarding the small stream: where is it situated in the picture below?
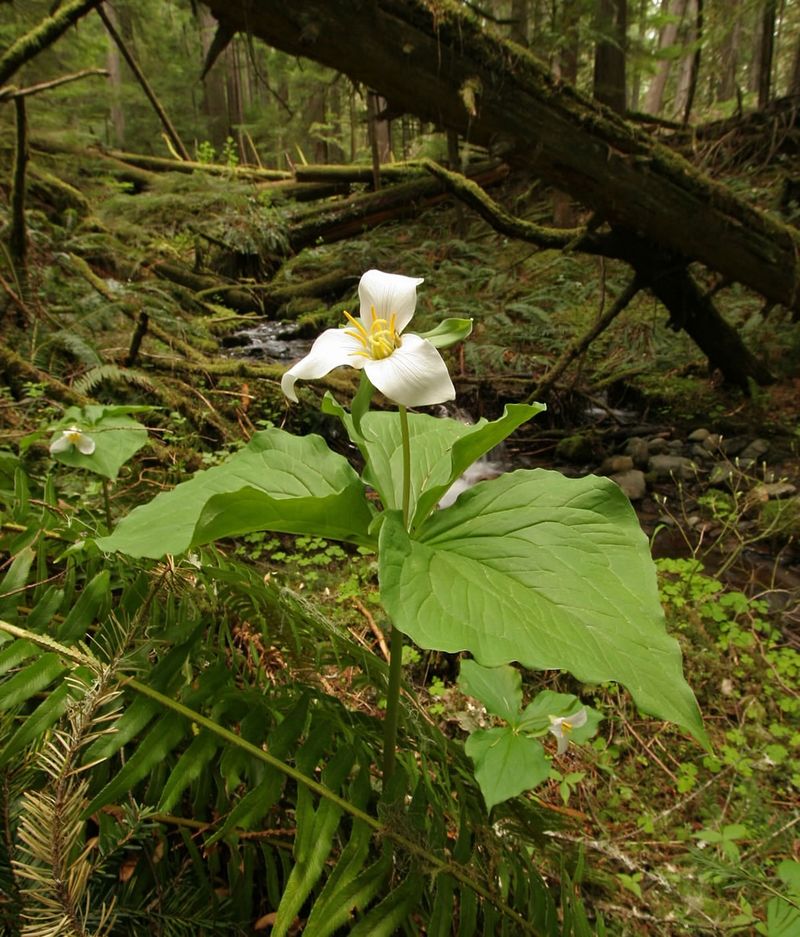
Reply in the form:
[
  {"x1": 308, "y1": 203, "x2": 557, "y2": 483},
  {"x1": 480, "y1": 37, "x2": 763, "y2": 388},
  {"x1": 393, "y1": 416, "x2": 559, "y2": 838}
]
[{"x1": 222, "y1": 320, "x2": 312, "y2": 362}]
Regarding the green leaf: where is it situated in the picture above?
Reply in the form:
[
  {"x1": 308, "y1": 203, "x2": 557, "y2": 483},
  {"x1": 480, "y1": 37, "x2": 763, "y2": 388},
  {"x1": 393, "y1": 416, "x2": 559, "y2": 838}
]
[
  {"x1": 85, "y1": 711, "x2": 187, "y2": 814},
  {"x1": 418, "y1": 317, "x2": 473, "y2": 348},
  {"x1": 379, "y1": 469, "x2": 707, "y2": 746},
  {"x1": 57, "y1": 570, "x2": 110, "y2": 641},
  {"x1": 464, "y1": 727, "x2": 550, "y2": 810},
  {"x1": 347, "y1": 871, "x2": 424, "y2": 937},
  {"x1": 158, "y1": 730, "x2": 219, "y2": 813},
  {"x1": 0, "y1": 653, "x2": 66, "y2": 710},
  {"x1": 458, "y1": 660, "x2": 522, "y2": 723},
  {"x1": 518, "y1": 690, "x2": 583, "y2": 733},
  {"x1": 48, "y1": 406, "x2": 149, "y2": 480},
  {"x1": 96, "y1": 429, "x2": 374, "y2": 558},
  {"x1": 321, "y1": 401, "x2": 543, "y2": 525}
]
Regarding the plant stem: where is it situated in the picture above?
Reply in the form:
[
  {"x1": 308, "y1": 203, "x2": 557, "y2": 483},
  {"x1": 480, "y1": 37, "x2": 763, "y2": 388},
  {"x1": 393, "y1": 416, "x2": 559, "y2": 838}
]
[
  {"x1": 102, "y1": 479, "x2": 112, "y2": 532},
  {"x1": 381, "y1": 404, "x2": 412, "y2": 784}
]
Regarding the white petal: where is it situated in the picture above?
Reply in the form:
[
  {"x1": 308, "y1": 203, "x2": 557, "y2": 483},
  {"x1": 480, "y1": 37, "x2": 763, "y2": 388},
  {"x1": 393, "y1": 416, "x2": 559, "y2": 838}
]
[
  {"x1": 570, "y1": 708, "x2": 588, "y2": 729},
  {"x1": 280, "y1": 328, "x2": 364, "y2": 402},
  {"x1": 76, "y1": 434, "x2": 96, "y2": 455},
  {"x1": 556, "y1": 733, "x2": 569, "y2": 755},
  {"x1": 364, "y1": 333, "x2": 454, "y2": 408},
  {"x1": 49, "y1": 433, "x2": 71, "y2": 454},
  {"x1": 358, "y1": 269, "x2": 423, "y2": 333}
]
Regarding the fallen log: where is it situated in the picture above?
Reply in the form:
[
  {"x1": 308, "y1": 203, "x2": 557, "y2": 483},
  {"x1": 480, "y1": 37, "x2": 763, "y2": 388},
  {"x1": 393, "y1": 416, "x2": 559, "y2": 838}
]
[
  {"x1": 152, "y1": 263, "x2": 356, "y2": 316},
  {"x1": 293, "y1": 162, "x2": 426, "y2": 184},
  {"x1": 200, "y1": 0, "x2": 800, "y2": 314},
  {"x1": 286, "y1": 160, "x2": 508, "y2": 251},
  {"x1": 94, "y1": 147, "x2": 291, "y2": 181}
]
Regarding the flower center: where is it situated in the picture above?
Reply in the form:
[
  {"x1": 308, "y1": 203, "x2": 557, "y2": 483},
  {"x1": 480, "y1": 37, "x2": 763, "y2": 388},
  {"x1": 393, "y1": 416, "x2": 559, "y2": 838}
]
[
  {"x1": 344, "y1": 306, "x2": 401, "y2": 361},
  {"x1": 66, "y1": 430, "x2": 82, "y2": 444}
]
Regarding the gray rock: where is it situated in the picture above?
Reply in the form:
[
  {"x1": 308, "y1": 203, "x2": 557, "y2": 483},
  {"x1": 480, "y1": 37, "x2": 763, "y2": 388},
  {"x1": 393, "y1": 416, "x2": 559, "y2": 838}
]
[
  {"x1": 624, "y1": 437, "x2": 650, "y2": 468},
  {"x1": 610, "y1": 469, "x2": 647, "y2": 501},
  {"x1": 598, "y1": 455, "x2": 634, "y2": 475},
  {"x1": 691, "y1": 444, "x2": 714, "y2": 461},
  {"x1": 751, "y1": 481, "x2": 797, "y2": 500},
  {"x1": 738, "y1": 438, "x2": 769, "y2": 462},
  {"x1": 702, "y1": 433, "x2": 723, "y2": 451},
  {"x1": 667, "y1": 439, "x2": 684, "y2": 452},
  {"x1": 721, "y1": 436, "x2": 750, "y2": 457},
  {"x1": 708, "y1": 461, "x2": 736, "y2": 487},
  {"x1": 647, "y1": 438, "x2": 670, "y2": 455},
  {"x1": 648, "y1": 454, "x2": 696, "y2": 480},
  {"x1": 687, "y1": 428, "x2": 710, "y2": 442}
]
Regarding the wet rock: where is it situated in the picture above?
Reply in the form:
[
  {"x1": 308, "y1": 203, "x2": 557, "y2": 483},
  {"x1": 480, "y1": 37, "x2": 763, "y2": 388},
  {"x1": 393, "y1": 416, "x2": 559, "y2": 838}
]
[
  {"x1": 738, "y1": 438, "x2": 769, "y2": 462},
  {"x1": 647, "y1": 438, "x2": 670, "y2": 455},
  {"x1": 598, "y1": 455, "x2": 634, "y2": 475},
  {"x1": 750, "y1": 481, "x2": 797, "y2": 501},
  {"x1": 648, "y1": 454, "x2": 696, "y2": 480},
  {"x1": 610, "y1": 469, "x2": 647, "y2": 501},
  {"x1": 623, "y1": 437, "x2": 650, "y2": 468},
  {"x1": 702, "y1": 433, "x2": 723, "y2": 451},
  {"x1": 687, "y1": 428, "x2": 710, "y2": 442},
  {"x1": 720, "y1": 435, "x2": 750, "y2": 457},
  {"x1": 691, "y1": 444, "x2": 714, "y2": 461},
  {"x1": 555, "y1": 434, "x2": 596, "y2": 463}
]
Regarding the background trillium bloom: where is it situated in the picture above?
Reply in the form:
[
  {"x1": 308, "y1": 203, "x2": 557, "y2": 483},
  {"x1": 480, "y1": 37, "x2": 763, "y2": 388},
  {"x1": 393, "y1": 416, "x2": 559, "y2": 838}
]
[
  {"x1": 281, "y1": 269, "x2": 455, "y2": 408},
  {"x1": 548, "y1": 709, "x2": 588, "y2": 755},
  {"x1": 49, "y1": 426, "x2": 96, "y2": 456}
]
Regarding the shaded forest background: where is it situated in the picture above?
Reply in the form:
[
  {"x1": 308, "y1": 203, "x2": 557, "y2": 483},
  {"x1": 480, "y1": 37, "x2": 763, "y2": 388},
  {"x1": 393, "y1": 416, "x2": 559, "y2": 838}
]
[{"x1": 1, "y1": 2, "x2": 800, "y2": 937}]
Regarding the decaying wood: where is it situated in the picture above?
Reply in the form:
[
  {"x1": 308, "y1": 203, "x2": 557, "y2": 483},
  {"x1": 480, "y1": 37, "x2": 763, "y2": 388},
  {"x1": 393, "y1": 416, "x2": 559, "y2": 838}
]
[
  {"x1": 0, "y1": 341, "x2": 88, "y2": 406},
  {"x1": 96, "y1": 147, "x2": 291, "y2": 181},
  {"x1": 286, "y1": 160, "x2": 508, "y2": 251},
  {"x1": 532, "y1": 275, "x2": 643, "y2": 400},
  {"x1": 423, "y1": 160, "x2": 773, "y2": 388},
  {"x1": 293, "y1": 162, "x2": 426, "y2": 184},
  {"x1": 0, "y1": 68, "x2": 109, "y2": 103},
  {"x1": 200, "y1": 0, "x2": 800, "y2": 313},
  {"x1": 0, "y1": 0, "x2": 103, "y2": 87}
]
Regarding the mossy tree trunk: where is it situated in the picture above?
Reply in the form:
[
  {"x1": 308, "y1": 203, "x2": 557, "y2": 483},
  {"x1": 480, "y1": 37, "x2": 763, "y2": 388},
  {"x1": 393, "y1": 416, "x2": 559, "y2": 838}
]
[{"x1": 199, "y1": 0, "x2": 800, "y2": 317}]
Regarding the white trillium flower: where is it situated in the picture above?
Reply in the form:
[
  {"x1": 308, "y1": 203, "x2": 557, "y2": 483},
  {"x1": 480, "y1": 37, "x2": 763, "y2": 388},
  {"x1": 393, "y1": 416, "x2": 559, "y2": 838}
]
[
  {"x1": 49, "y1": 426, "x2": 96, "y2": 456},
  {"x1": 548, "y1": 708, "x2": 588, "y2": 755},
  {"x1": 280, "y1": 269, "x2": 455, "y2": 408}
]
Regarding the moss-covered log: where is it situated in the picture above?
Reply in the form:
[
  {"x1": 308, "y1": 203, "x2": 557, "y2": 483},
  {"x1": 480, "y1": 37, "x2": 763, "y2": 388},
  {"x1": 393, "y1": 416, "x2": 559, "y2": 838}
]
[
  {"x1": 96, "y1": 147, "x2": 291, "y2": 181},
  {"x1": 0, "y1": 0, "x2": 103, "y2": 87},
  {"x1": 293, "y1": 162, "x2": 426, "y2": 184},
  {"x1": 201, "y1": 0, "x2": 800, "y2": 312},
  {"x1": 286, "y1": 161, "x2": 508, "y2": 251}
]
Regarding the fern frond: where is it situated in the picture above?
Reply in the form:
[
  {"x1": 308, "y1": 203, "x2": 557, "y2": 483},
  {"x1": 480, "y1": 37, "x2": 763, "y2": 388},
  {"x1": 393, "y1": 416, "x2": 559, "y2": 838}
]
[
  {"x1": 73, "y1": 365, "x2": 155, "y2": 396},
  {"x1": 32, "y1": 331, "x2": 103, "y2": 369}
]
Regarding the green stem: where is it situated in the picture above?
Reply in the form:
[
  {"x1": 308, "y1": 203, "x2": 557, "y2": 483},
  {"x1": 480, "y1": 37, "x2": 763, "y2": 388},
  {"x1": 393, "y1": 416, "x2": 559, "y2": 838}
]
[{"x1": 381, "y1": 404, "x2": 412, "y2": 785}]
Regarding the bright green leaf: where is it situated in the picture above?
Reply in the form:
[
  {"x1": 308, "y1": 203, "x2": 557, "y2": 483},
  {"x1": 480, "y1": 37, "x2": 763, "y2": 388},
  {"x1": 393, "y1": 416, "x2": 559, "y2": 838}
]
[
  {"x1": 465, "y1": 726, "x2": 550, "y2": 809},
  {"x1": 418, "y1": 317, "x2": 474, "y2": 348},
  {"x1": 48, "y1": 405, "x2": 149, "y2": 480},
  {"x1": 379, "y1": 468, "x2": 707, "y2": 746},
  {"x1": 458, "y1": 660, "x2": 522, "y2": 723},
  {"x1": 96, "y1": 429, "x2": 374, "y2": 558}
]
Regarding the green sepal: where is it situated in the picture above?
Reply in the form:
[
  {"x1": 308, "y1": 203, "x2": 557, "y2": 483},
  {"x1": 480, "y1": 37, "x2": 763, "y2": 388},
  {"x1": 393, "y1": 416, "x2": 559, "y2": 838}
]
[{"x1": 418, "y1": 317, "x2": 473, "y2": 348}]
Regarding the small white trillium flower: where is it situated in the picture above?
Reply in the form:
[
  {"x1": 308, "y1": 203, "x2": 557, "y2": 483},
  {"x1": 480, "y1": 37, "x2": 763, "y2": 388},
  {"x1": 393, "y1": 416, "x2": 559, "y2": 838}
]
[
  {"x1": 49, "y1": 426, "x2": 96, "y2": 456},
  {"x1": 280, "y1": 269, "x2": 455, "y2": 408},
  {"x1": 548, "y1": 708, "x2": 588, "y2": 755}
]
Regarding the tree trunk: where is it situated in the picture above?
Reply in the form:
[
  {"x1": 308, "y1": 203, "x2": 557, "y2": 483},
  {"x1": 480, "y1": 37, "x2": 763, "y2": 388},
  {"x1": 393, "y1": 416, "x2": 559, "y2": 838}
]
[
  {"x1": 593, "y1": 0, "x2": 627, "y2": 113},
  {"x1": 104, "y1": 2, "x2": 125, "y2": 146},
  {"x1": 198, "y1": 7, "x2": 230, "y2": 148},
  {"x1": 510, "y1": 0, "x2": 529, "y2": 47},
  {"x1": 643, "y1": 0, "x2": 688, "y2": 115},
  {"x1": 756, "y1": 0, "x2": 776, "y2": 108},
  {"x1": 673, "y1": 0, "x2": 697, "y2": 119},
  {"x1": 716, "y1": 0, "x2": 741, "y2": 102},
  {"x1": 198, "y1": 0, "x2": 800, "y2": 313}
]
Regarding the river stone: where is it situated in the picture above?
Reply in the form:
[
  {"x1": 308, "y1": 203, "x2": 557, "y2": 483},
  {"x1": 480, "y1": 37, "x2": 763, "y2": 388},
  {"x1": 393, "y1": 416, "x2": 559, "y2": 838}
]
[
  {"x1": 721, "y1": 435, "x2": 750, "y2": 457},
  {"x1": 610, "y1": 469, "x2": 647, "y2": 501},
  {"x1": 555, "y1": 433, "x2": 596, "y2": 463},
  {"x1": 708, "y1": 461, "x2": 736, "y2": 487},
  {"x1": 647, "y1": 437, "x2": 670, "y2": 455},
  {"x1": 598, "y1": 454, "x2": 634, "y2": 475},
  {"x1": 623, "y1": 437, "x2": 650, "y2": 468},
  {"x1": 691, "y1": 444, "x2": 714, "y2": 461},
  {"x1": 703, "y1": 433, "x2": 723, "y2": 451},
  {"x1": 687, "y1": 428, "x2": 710, "y2": 442},
  {"x1": 648, "y1": 454, "x2": 696, "y2": 480},
  {"x1": 750, "y1": 481, "x2": 797, "y2": 500},
  {"x1": 738, "y1": 438, "x2": 770, "y2": 462}
]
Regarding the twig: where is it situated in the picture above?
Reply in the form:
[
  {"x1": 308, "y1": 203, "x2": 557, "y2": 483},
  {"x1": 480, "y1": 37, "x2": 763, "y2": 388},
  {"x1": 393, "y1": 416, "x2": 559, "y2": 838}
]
[
  {"x1": 0, "y1": 68, "x2": 108, "y2": 102},
  {"x1": 352, "y1": 597, "x2": 390, "y2": 662}
]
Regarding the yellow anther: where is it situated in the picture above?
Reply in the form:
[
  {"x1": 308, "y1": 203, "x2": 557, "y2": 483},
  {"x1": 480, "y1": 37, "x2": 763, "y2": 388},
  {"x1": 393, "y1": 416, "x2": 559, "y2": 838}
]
[{"x1": 345, "y1": 308, "x2": 401, "y2": 360}]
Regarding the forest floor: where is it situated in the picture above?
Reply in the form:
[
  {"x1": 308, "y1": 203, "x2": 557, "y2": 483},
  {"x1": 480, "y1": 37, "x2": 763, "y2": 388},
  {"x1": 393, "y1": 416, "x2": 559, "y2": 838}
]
[{"x1": 1, "y1": 144, "x2": 799, "y2": 935}]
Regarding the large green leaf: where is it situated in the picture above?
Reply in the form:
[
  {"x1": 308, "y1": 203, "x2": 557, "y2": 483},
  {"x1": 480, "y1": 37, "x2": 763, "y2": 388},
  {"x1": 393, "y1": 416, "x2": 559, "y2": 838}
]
[
  {"x1": 458, "y1": 660, "x2": 522, "y2": 723},
  {"x1": 464, "y1": 727, "x2": 550, "y2": 811},
  {"x1": 379, "y1": 469, "x2": 706, "y2": 745},
  {"x1": 96, "y1": 429, "x2": 374, "y2": 558},
  {"x1": 321, "y1": 398, "x2": 543, "y2": 525}
]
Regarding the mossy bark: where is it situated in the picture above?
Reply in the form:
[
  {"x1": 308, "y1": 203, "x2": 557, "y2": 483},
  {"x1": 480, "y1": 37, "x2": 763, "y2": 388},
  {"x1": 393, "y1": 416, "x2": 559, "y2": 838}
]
[
  {"x1": 0, "y1": 0, "x2": 103, "y2": 86},
  {"x1": 201, "y1": 0, "x2": 800, "y2": 311}
]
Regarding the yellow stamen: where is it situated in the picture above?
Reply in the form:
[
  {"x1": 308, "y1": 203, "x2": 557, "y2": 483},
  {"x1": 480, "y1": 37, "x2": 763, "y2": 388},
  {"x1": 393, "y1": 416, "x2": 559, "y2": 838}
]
[{"x1": 344, "y1": 306, "x2": 401, "y2": 360}]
